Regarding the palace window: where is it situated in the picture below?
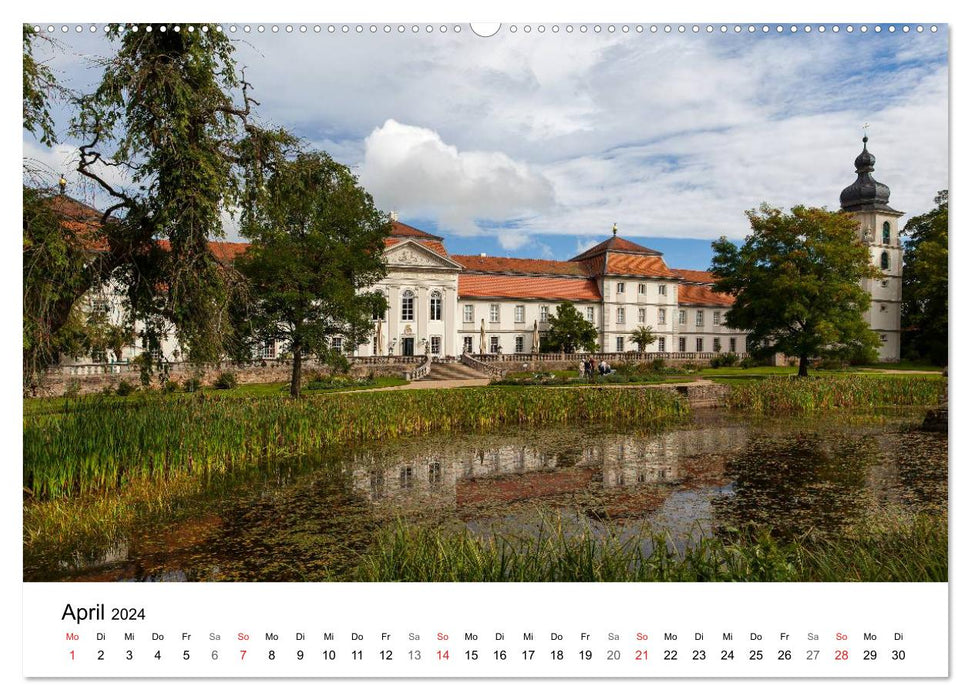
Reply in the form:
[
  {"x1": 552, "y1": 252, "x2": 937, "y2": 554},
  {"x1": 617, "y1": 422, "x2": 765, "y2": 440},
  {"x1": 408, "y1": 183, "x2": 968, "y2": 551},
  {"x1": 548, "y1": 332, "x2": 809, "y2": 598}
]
[
  {"x1": 659, "y1": 284, "x2": 667, "y2": 296},
  {"x1": 696, "y1": 310, "x2": 704, "y2": 327},
  {"x1": 332, "y1": 337, "x2": 343, "y2": 353},
  {"x1": 658, "y1": 337, "x2": 666, "y2": 352},
  {"x1": 658, "y1": 308, "x2": 666, "y2": 325},
  {"x1": 463, "y1": 304, "x2": 474, "y2": 322},
  {"x1": 515, "y1": 336, "x2": 524, "y2": 353},
  {"x1": 679, "y1": 337, "x2": 686, "y2": 352},
  {"x1": 638, "y1": 307, "x2": 646, "y2": 324},
  {"x1": 399, "y1": 466, "x2": 413, "y2": 489},
  {"x1": 401, "y1": 290, "x2": 415, "y2": 321},
  {"x1": 883, "y1": 221, "x2": 891, "y2": 245},
  {"x1": 713, "y1": 310, "x2": 721, "y2": 326},
  {"x1": 586, "y1": 306, "x2": 595, "y2": 322},
  {"x1": 696, "y1": 337, "x2": 704, "y2": 352},
  {"x1": 429, "y1": 291, "x2": 442, "y2": 320},
  {"x1": 616, "y1": 336, "x2": 625, "y2": 352},
  {"x1": 713, "y1": 338, "x2": 721, "y2": 352},
  {"x1": 880, "y1": 251, "x2": 890, "y2": 270},
  {"x1": 515, "y1": 305, "x2": 525, "y2": 323},
  {"x1": 679, "y1": 309, "x2": 687, "y2": 325},
  {"x1": 259, "y1": 339, "x2": 276, "y2": 359},
  {"x1": 730, "y1": 337, "x2": 737, "y2": 353},
  {"x1": 490, "y1": 304, "x2": 500, "y2": 322},
  {"x1": 617, "y1": 307, "x2": 625, "y2": 324},
  {"x1": 638, "y1": 283, "x2": 646, "y2": 294},
  {"x1": 540, "y1": 305, "x2": 549, "y2": 322},
  {"x1": 617, "y1": 282, "x2": 625, "y2": 294},
  {"x1": 463, "y1": 336, "x2": 473, "y2": 353},
  {"x1": 490, "y1": 336, "x2": 500, "y2": 354},
  {"x1": 430, "y1": 336, "x2": 441, "y2": 354}
]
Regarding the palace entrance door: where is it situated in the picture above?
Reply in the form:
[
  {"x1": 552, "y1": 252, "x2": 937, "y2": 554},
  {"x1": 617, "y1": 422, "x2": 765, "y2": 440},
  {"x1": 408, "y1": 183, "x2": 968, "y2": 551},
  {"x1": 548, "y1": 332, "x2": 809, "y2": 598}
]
[{"x1": 402, "y1": 338, "x2": 415, "y2": 356}]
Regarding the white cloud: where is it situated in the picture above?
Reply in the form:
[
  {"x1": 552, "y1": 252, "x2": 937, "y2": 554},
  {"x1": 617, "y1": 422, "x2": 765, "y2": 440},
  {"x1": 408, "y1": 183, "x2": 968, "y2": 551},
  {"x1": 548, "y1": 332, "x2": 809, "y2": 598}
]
[
  {"x1": 497, "y1": 231, "x2": 531, "y2": 251},
  {"x1": 360, "y1": 119, "x2": 555, "y2": 234}
]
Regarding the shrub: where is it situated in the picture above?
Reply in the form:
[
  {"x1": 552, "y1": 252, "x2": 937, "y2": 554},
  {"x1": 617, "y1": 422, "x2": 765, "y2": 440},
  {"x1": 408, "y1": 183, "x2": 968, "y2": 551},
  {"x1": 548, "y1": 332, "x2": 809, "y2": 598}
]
[
  {"x1": 183, "y1": 376, "x2": 203, "y2": 393},
  {"x1": 115, "y1": 380, "x2": 136, "y2": 397},
  {"x1": 650, "y1": 357, "x2": 666, "y2": 372},
  {"x1": 162, "y1": 380, "x2": 180, "y2": 393},
  {"x1": 710, "y1": 353, "x2": 740, "y2": 368},
  {"x1": 740, "y1": 356, "x2": 761, "y2": 369},
  {"x1": 62, "y1": 380, "x2": 81, "y2": 398},
  {"x1": 213, "y1": 372, "x2": 238, "y2": 390}
]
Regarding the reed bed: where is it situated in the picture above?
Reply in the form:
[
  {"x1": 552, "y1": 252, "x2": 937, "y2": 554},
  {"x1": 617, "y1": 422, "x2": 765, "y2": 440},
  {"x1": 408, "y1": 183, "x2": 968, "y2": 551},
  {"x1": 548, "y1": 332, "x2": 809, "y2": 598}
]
[
  {"x1": 726, "y1": 375, "x2": 943, "y2": 413},
  {"x1": 23, "y1": 387, "x2": 687, "y2": 500},
  {"x1": 356, "y1": 510, "x2": 948, "y2": 583}
]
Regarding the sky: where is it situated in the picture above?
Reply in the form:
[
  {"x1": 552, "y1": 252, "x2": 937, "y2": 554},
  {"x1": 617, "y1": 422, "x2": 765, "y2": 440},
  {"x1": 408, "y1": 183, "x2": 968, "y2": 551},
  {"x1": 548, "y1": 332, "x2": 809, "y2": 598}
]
[{"x1": 23, "y1": 22, "x2": 949, "y2": 270}]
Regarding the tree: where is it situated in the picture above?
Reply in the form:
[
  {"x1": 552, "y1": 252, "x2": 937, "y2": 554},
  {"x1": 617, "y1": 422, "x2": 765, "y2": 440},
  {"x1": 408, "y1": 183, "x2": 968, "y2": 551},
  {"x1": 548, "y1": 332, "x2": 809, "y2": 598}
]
[
  {"x1": 710, "y1": 204, "x2": 879, "y2": 377},
  {"x1": 23, "y1": 25, "x2": 58, "y2": 148},
  {"x1": 69, "y1": 23, "x2": 291, "y2": 362},
  {"x1": 901, "y1": 190, "x2": 948, "y2": 365},
  {"x1": 545, "y1": 303, "x2": 599, "y2": 353},
  {"x1": 629, "y1": 326, "x2": 658, "y2": 352},
  {"x1": 234, "y1": 151, "x2": 390, "y2": 397}
]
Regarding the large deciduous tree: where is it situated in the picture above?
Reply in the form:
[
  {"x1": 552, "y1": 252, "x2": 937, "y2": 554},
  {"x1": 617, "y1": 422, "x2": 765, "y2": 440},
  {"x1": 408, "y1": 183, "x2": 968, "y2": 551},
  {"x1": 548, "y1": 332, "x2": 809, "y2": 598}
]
[
  {"x1": 234, "y1": 151, "x2": 390, "y2": 397},
  {"x1": 710, "y1": 204, "x2": 879, "y2": 377},
  {"x1": 545, "y1": 303, "x2": 599, "y2": 353},
  {"x1": 901, "y1": 190, "x2": 948, "y2": 365},
  {"x1": 71, "y1": 23, "x2": 290, "y2": 362}
]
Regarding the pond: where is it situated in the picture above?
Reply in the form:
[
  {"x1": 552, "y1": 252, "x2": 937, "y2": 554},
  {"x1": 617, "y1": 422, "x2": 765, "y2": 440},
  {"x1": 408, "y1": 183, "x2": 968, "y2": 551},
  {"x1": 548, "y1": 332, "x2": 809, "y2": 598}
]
[{"x1": 23, "y1": 408, "x2": 947, "y2": 582}]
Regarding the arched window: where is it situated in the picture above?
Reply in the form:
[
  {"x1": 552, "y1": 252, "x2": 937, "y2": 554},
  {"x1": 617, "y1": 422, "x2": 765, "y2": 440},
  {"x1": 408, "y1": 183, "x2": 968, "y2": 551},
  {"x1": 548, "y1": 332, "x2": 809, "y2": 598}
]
[
  {"x1": 882, "y1": 221, "x2": 891, "y2": 246},
  {"x1": 401, "y1": 290, "x2": 415, "y2": 321},
  {"x1": 880, "y1": 251, "x2": 890, "y2": 270},
  {"x1": 429, "y1": 290, "x2": 442, "y2": 321}
]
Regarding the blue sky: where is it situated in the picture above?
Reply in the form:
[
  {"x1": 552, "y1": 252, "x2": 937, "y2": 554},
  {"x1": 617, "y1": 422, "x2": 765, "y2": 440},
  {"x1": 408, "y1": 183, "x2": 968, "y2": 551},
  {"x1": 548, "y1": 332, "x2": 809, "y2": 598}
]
[{"x1": 23, "y1": 22, "x2": 948, "y2": 271}]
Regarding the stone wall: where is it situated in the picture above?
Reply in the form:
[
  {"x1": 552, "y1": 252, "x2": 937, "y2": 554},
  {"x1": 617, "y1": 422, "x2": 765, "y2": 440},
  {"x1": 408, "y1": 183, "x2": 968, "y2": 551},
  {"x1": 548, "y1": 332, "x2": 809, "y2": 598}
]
[{"x1": 33, "y1": 359, "x2": 417, "y2": 397}]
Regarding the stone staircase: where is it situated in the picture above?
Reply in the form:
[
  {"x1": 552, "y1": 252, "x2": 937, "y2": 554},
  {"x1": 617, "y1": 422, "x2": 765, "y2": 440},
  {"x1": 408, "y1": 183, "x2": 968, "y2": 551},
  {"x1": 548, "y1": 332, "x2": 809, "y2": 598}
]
[{"x1": 417, "y1": 361, "x2": 490, "y2": 381}]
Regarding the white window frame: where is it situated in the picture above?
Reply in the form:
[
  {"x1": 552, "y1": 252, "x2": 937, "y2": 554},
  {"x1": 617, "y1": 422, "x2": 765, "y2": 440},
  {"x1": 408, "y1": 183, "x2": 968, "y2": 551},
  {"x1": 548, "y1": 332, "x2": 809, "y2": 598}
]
[
  {"x1": 332, "y1": 337, "x2": 343, "y2": 353},
  {"x1": 490, "y1": 336, "x2": 500, "y2": 354},
  {"x1": 658, "y1": 308, "x2": 666, "y2": 325},
  {"x1": 515, "y1": 305, "x2": 525, "y2": 323},
  {"x1": 617, "y1": 282, "x2": 625, "y2": 294},
  {"x1": 695, "y1": 310, "x2": 704, "y2": 327},
  {"x1": 259, "y1": 339, "x2": 276, "y2": 359},
  {"x1": 463, "y1": 304, "x2": 474, "y2": 323},
  {"x1": 638, "y1": 307, "x2": 646, "y2": 324},
  {"x1": 713, "y1": 310, "x2": 721, "y2": 326},
  {"x1": 430, "y1": 335, "x2": 441, "y2": 355},
  {"x1": 540, "y1": 305, "x2": 549, "y2": 322},
  {"x1": 401, "y1": 289, "x2": 415, "y2": 321},
  {"x1": 658, "y1": 337, "x2": 666, "y2": 352},
  {"x1": 638, "y1": 283, "x2": 646, "y2": 295},
  {"x1": 616, "y1": 336, "x2": 624, "y2": 352},
  {"x1": 429, "y1": 291, "x2": 442, "y2": 321},
  {"x1": 679, "y1": 309, "x2": 687, "y2": 325},
  {"x1": 659, "y1": 284, "x2": 667, "y2": 296},
  {"x1": 515, "y1": 336, "x2": 524, "y2": 353},
  {"x1": 678, "y1": 337, "x2": 686, "y2": 352},
  {"x1": 489, "y1": 304, "x2": 500, "y2": 323},
  {"x1": 617, "y1": 307, "x2": 625, "y2": 324},
  {"x1": 586, "y1": 306, "x2": 594, "y2": 322},
  {"x1": 713, "y1": 338, "x2": 721, "y2": 352},
  {"x1": 463, "y1": 336, "x2": 473, "y2": 353},
  {"x1": 696, "y1": 337, "x2": 703, "y2": 352}
]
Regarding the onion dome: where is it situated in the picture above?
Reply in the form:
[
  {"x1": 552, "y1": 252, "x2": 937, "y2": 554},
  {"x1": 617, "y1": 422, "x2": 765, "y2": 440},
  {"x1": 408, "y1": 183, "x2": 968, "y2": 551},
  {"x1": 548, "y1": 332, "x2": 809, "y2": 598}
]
[{"x1": 840, "y1": 136, "x2": 892, "y2": 211}]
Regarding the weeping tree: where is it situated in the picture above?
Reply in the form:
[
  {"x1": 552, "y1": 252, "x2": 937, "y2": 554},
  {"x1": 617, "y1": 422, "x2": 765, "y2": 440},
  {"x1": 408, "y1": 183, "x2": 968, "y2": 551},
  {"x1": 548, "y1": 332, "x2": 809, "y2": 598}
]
[
  {"x1": 235, "y1": 151, "x2": 390, "y2": 397},
  {"x1": 67, "y1": 23, "x2": 292, "y2": 363}
]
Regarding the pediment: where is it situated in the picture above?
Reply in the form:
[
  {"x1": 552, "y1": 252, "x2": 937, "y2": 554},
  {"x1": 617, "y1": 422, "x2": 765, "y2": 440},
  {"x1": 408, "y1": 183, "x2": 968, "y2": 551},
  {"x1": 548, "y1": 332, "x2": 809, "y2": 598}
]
[{"x1": 384, "y1": 240, "x2": 463, "y2": 270}]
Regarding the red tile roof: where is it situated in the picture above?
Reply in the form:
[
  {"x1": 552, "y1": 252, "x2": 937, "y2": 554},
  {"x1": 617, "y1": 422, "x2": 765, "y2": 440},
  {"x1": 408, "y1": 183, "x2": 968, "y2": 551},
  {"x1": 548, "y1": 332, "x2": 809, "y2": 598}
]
[
  {"x1": 459, "y1": 274, "x2": 602, "y2": 301},
  {"x1": 156, "y1": 239, "x2": 249, "y2": 264},
  {"x1": 605, "y1": 253, "x2": 681, "y2": 279},
  {"x1": 677, "y1": 284, "x2": 735, "y2": 307},
  {"x1": 671, "y1": 268, "x2": 717, "y2": 284},
  {"x1": 452, "y1": 255, "x2": 586, "y2": 277},
  {"x1": 571, "y1": 235, "x2": 663, "y2": 261},
  {"x1": 389, "y1": 220, "x2": 443, "y2": 240}
]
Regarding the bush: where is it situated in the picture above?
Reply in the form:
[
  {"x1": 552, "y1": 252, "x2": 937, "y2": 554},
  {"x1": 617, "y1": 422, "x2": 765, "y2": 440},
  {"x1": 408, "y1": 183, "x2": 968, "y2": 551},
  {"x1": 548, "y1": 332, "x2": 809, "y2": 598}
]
[
  {"x1": 213, "y1": 372, "x2": 238, "y2": 390},
  {"x1": 183, "y1": 376, "x2": 203, "y2": 393},
  {"x1": 710, "y1": 353, "x2": 740, "y2": 369},
  {"x1": 162, "y1": 380, "x2": 180, "y2": 393},
  {"x1": 740, "y1": 356, "x2": 762, "y2": 369},
  {"x1": 650, "y1": 357, "x2": 666, "y2": 372},
  {"x1": 62, "y1": 380, "x2": 81, "y2": 398},
  {"x1": 115, "y1": 380, "x2": 136, "y2": 397}
]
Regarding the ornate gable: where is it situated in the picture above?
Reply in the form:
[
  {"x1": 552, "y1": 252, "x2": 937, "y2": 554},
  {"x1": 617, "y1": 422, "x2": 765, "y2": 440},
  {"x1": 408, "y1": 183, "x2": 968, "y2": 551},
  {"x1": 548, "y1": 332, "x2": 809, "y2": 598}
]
[{"x1": 384, "y1": 240, "x2": 463, "y2": 270}]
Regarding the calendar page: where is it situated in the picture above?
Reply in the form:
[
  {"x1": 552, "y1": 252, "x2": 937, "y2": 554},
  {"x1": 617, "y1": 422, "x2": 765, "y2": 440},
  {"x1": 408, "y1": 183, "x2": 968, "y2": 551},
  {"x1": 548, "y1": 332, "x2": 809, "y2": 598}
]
[{"x1": 17, "y1": 0, "x2": 957, "y2": 696}]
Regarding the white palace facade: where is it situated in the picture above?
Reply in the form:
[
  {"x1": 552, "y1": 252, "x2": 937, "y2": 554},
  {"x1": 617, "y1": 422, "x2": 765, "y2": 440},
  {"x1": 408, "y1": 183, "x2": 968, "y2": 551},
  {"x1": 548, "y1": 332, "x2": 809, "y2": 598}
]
[{"x1": 60, "y1": 137, "x2": 903, "y2": 367}]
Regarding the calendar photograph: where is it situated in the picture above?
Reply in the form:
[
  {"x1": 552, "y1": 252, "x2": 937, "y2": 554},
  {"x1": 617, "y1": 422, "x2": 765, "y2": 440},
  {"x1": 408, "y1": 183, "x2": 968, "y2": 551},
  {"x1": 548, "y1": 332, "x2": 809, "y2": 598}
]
[{"x1": 22, "y1": 21, "x2": 948, "y2": 588}]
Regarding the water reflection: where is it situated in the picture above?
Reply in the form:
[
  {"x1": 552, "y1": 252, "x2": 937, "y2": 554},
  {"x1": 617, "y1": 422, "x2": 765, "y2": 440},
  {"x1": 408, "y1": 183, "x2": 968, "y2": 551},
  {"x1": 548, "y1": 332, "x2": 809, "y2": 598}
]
[{"x1": 24, "y1": 410, "x2": 946, "y2": 582}]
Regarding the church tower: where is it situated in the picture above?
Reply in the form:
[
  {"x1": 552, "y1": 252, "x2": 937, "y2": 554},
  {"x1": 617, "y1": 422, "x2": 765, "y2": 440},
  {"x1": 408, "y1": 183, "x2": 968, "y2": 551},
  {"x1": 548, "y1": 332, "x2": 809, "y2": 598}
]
[{"x1": 839, "y1": 136, "x2": 904, "y2": 362}]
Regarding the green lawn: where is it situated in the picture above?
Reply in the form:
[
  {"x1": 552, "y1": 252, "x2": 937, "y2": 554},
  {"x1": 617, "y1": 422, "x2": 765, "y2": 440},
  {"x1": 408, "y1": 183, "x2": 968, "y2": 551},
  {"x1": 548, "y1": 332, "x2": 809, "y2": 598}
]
[{"x1": 700, "y1": 364, "x2": 943, "y2": 386}]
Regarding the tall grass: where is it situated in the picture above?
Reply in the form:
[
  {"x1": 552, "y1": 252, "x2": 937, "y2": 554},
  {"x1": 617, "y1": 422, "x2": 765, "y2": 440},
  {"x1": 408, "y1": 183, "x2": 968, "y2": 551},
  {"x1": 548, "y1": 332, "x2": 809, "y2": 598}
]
[
  {"x1": 357, "y1": 510, "x2": 948, "y2": 583},
  {"x1": 24, "y1": 387, "x2": 687, "y2": 499},
  {"x1": 727, "y1": 375, "x2": 944, "y2": 413}
]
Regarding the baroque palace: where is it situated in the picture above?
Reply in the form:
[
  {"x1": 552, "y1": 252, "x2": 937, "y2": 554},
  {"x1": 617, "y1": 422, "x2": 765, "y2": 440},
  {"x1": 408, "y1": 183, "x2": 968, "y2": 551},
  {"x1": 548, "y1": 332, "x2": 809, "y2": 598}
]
[{"x1": 63, "y1": 137, "x2": 902, "y2": 367}]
